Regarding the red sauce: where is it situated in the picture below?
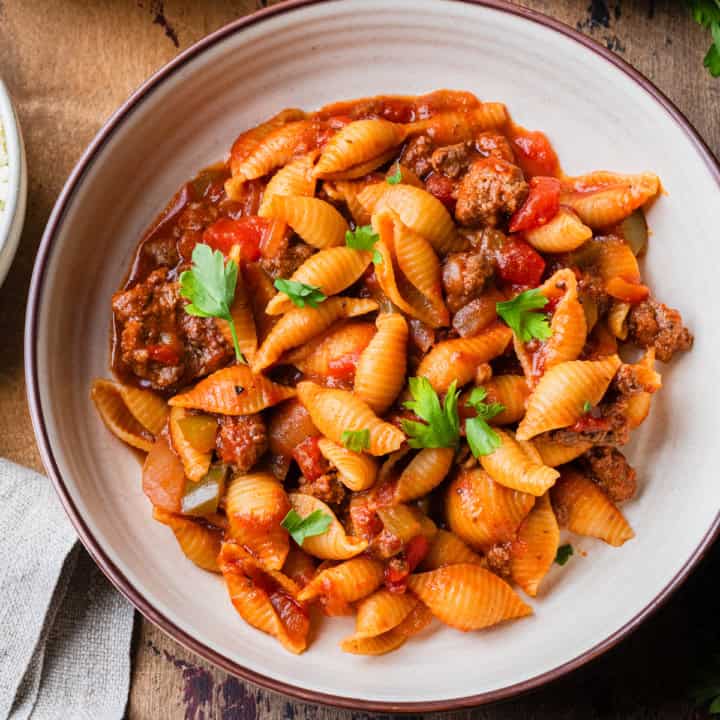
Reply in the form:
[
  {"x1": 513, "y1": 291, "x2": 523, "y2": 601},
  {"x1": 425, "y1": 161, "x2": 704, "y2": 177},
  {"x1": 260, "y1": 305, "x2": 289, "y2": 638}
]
[
  {"x1": 246, "y1": 566, "x2": 309, "y2": 642},
  {"x1": 424, "y1": 172, "x2": 457, "y2": 212}
]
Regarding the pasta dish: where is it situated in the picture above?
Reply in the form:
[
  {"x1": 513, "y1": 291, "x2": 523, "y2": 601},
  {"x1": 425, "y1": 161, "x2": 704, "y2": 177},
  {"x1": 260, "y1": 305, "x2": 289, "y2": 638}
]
[{"x1": 91, "y1": 90, "x2": 692, "y2": 655}]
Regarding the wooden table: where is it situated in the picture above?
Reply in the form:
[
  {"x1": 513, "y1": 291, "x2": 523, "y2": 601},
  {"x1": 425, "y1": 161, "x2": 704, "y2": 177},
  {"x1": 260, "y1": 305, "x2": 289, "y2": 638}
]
[{"x1": 1, "y1": 1, "x2": 718, "y2": 717}]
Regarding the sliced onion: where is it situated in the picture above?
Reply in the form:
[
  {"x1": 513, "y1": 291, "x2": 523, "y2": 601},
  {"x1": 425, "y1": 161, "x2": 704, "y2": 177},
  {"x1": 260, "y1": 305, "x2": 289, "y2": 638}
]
[{"x1": 619, "y1": 209, "x2": 648, "y2": 257}]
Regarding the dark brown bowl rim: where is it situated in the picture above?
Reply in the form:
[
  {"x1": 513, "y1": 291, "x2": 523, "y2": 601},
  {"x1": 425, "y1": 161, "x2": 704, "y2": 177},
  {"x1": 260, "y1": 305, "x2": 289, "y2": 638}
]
[{"x1": 25, "y1": 0, "x2": 720, "y2": 712}]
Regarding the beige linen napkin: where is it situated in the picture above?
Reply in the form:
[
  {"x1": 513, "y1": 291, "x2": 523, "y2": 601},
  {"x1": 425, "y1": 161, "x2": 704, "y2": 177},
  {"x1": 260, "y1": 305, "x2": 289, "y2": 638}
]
[{"x1": 0, "y1": 459, "x2": 134, "y2": 719}]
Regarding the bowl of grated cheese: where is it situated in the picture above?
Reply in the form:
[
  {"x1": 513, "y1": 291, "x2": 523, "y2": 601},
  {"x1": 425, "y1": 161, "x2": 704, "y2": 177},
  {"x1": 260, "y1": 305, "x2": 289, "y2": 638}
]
[{"x1": 0, "y1": 77, "x2": 27, "y2": 287}]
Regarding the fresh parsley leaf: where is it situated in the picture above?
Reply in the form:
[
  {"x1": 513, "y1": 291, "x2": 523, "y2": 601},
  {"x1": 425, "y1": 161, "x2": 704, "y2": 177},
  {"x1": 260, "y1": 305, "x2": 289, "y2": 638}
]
[
  {"x1": 465, "y1": 386, "x2": 504, "y2": 457},
  {"x1": 341, "y1": 429, "x2": 370, "y2": 452},
  {"x1": 179, "y1": 243, "x2": 245, "y2": 363},
  {"x1": 690, "y1": 652, "x2": 720, "y2": 713},
  {"x1": 496, "y1": 289, "x2": 553, "y2": 343},
  {"x1": 687, "y1": 0, "x2": 720, "y2": 76},
  {"x1": 386, "y1": 165, "x2": 402, "y2": 185},
  {"x1": 688, "y1": 0, "x2": 720, "y2": 27},
  {"x1": 402, "y1": 377, "x2": 460, "y2": 449},
  {"x1": 274, "y1": 278, "x2": 326, "y2": 309},
  {"x1": 345, "y1": 225, "x2": 383, "y2": 265},
  {"x1": 706, "y1": 22, "x2": 720, "y2": 76},
  {"x1": 281, "y1": 509, "x2": 332, "y2": 546},
  {"x1": 583, "y1": 400, "x2": 592, "y2": 413},
  {"x1": 555, "y1": 544, "x2": 574, "y2": 566}
]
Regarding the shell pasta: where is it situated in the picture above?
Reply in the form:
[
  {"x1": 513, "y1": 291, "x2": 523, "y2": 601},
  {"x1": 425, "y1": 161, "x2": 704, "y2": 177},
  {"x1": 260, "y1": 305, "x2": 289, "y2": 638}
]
[{"x1": 94, "y1": 91, "x2": 692, "y2": 656}]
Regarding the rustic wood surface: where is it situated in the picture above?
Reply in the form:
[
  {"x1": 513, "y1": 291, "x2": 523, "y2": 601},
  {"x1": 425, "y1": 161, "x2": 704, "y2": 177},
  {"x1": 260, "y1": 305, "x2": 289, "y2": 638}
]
[{"x1": 0, "y1": 0, "x2": 718, "y2": 717}]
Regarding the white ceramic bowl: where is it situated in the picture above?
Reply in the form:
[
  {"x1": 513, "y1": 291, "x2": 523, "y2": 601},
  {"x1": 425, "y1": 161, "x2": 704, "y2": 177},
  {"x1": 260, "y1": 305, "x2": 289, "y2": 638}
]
[
  {"x1": 0, "y1": 78, "x2": 27, "y2": 287},
  {"x1": 25, "y1": 0, "x2": 720, "y2": 711}
]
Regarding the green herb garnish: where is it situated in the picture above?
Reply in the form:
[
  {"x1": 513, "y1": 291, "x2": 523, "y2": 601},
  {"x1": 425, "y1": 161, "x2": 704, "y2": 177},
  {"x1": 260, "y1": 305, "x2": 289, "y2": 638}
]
[
  {"x1": 274, "y1": 278, "x2": 326, "y2": 309},
  {"x1": 583, "y1": 400, "x2": 593, "y2": 413},
  {"x1": 341, "y1": 429, "x2": 370, "y2": 452},
  {"x1": 691, "y1": 653, "x2": 720, "y2": 714},
  {"x1": 687, "y1": 0, "x2": 720, "y2": 76},
  {"x1": 465, "y1": 387, "x2": 504, "y2": 458},
  {"x1": 496, "y1": 289, "x2": 553, "y2": 343},
  {"x1": 281, "y1": 509, "x2": 333, "y2": 546},
  {"x1": 180, "y1": 243, "x2": 245, "y2": 363},
  {"x1": 555, "y1": 544, "x2": 574, "y2": 566},
  {"x1": 386, "y1": 165, "x2": 402, "y2": 185},
  {"x1": 402, "y1": 377, "x2": 460, "y2": 449},
  {"x1": 345, "y1": 225, "x2": 382, "y2": 264}
]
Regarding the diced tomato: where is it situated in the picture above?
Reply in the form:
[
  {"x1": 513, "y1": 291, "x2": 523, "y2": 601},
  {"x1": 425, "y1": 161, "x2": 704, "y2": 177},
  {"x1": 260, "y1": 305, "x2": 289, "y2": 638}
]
[
  {"x1": 570, "y1": 413, "x2": 611, "y2": 433},
  {"x1": 509, "y1": 177, "x2": 561, "y2": 233},
  {"x1": 605, "y1": 276, "x2": 650, "y2": 304},
  {"x1": 292, "y1": 436, "x2": 329, "y2": 481},
  {"x1": 327, "y1": 352, "x2": 361, "y2": 382},
  {"x1": 383, "y1": 534, "x2": 430, "y2": 593},
  {"x1": 147, "y1": 344, "x2": 181, "y2": 366},
  {"x1": 202, "y1": 216, "x2": 267, "y2": 261},
  {"x1": 424, "y1": 173, "x2": 457, "y2": 212},
  {"x1": 510, "y1": 128, "x2": 560, "y2": 178},
  {"x1": 350, "y1": 498, "x2": 383, "y2": 540},
  {"x1": 405, "y1": 534, "x2": 430, "y2": 573},
  {"x1": 496, "y1": 237, "x2": 546, "y2": 287},
  {"x1": 384, "y1": 558, "x2": 409, "y2": 592}
]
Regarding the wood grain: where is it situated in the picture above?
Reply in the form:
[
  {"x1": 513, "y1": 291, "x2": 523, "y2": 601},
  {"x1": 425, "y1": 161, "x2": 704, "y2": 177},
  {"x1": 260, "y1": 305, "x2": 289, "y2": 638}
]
[{"x1": 0, "y1": 1, "x2": 717, "y2": 718}]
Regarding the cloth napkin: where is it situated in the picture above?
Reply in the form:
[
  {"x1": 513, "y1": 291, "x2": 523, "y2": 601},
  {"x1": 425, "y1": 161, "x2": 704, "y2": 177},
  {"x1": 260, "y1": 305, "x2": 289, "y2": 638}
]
[{"x1": 0, "y1": 459, "x2": 134, "y2": 719}]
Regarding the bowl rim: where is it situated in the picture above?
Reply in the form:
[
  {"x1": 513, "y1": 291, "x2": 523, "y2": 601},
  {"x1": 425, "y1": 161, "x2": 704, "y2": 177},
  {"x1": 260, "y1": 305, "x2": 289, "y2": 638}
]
[
  {"x1": 24, "y1": 0, "x2": 720, "y2": 711},
  {"x1": 0, "y1": 77, "x2": 27, "y2": 287}
]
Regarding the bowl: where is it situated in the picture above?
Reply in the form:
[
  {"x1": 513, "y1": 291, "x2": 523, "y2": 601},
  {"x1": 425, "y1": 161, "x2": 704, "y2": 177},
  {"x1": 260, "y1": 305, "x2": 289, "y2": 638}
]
[
  {"x1": 25, "y1": 0, "x2": 720, "y2": 711},
  {"x1": 0, "y1": 78, "x2": 27, "y2": 287}
]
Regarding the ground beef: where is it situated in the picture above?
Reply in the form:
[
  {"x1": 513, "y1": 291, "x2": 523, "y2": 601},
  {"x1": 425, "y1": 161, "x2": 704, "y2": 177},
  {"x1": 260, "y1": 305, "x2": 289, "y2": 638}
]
[
  {"x1": 627, "y1": 297, "x2": 693, "y2": 362},
  {"x1": 215, "y1": 414, "x2": 268, "y2": 472},
  {"x1": 180, "y1": 313, "x2": 235, "y2": 381},
  {"x1": 112, "y1": 268, "x2": 232, "y2": 390},
  {"x1": 485, "y1": 542, "x2": 512, "y2": 579},
  {"x1": 400, "y1": 134, "x2": 434, "y2": 177},
  {"x1": 474, "y1": 132, "x2": 515, "y2": 162},
  {"x1": 441, "y1": 248, "x2": 496, "y2": 314},
  {"x1": 260, "y1": 240, "x2": 314, "y2": 280},
  {"x1": 455, "y1": 158, "x2": 529, "y2": 227},
  {"x1": 613, "y1": 362, "x2": 660, "y2": 395},
  {"x1": 430, "y1": 142, "x2": 473, "y2": 178},
  {"x1": 581, "y1": 447, "x2": 637, "y2": 503},
  {"x1": 298, "y1": 472, "x2": 346, "y2": 506},
  {"x1": 548, "y1": 396, "x2": 631, "y2": 446},
  {"x1": 577, "y1": 269, "x2": 610, "y2": 318}
]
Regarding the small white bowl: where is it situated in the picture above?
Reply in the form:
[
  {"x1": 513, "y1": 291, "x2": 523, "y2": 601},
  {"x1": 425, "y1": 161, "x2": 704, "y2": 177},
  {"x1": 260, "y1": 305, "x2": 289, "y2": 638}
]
[{"x1": 0, "y1": 78, "x2": 27, "y2": 287}]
